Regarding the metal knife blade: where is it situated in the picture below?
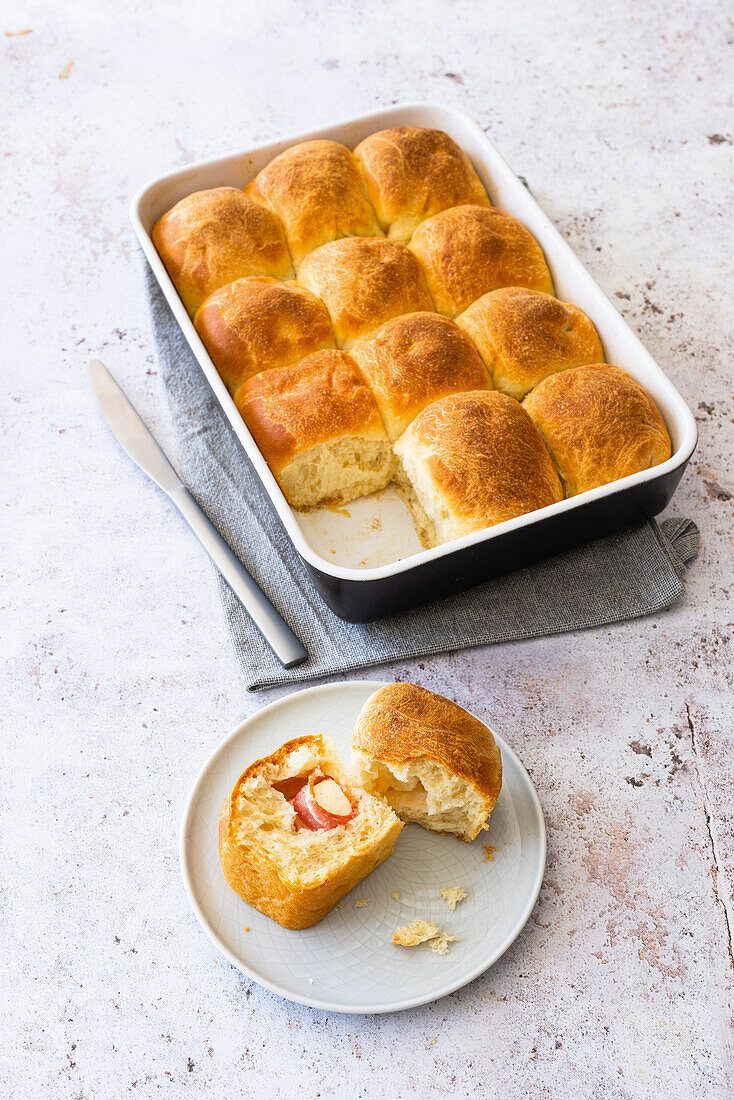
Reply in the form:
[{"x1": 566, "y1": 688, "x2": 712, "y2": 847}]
[{"x1": 89, "y1": 359, "x2": 182, "y2": 493}]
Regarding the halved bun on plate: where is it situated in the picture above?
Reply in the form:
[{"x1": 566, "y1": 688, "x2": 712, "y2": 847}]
[
  {"x1": 219, "y1": 734, "x2": 403, "y2": 929},
  {"x1": 351, "y1": 683, "x2": 502, "y2": 842}
]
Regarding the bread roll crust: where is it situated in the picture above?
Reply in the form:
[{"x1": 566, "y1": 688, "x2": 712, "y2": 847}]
[
  {"x1": 193, "y1": 276, "x2": 335, "y2": 394},
  {"x1": 298, "y1": 236, "x2": 435, "y2": 349},
  {"x1": 152, "y1": 187, "x2": 293, "y2": 315},
  {"x1": 219, "y1": 734, "x2": 403, "y2": 929},
  {"x1": 393, "y1": 390, "x2": 563, "y2": 546},
  {"x1": 522, "y1": 364, "x2": 672, "y2": 496},
  {"x1": 235, "y1": 349, "x2": 392, "y2": 508},
  {"x1": 350, "y1": 312, "x2": 491, "y2": 440},
  {"x1": 245, "y1": 140, "x2": 381, "y2": 268},
  {"x1": 353, "y1": 683, "x2": 502, "y2": 802},
  {"x1": 354, "y1": 126, "x2": 490, "y2": 243},
  {"x1": 456, "y1": 287, "x2": 603, "y2": 400},
  {"x1": 409, "y1": 204, "x2": 554, "y2": 317}
]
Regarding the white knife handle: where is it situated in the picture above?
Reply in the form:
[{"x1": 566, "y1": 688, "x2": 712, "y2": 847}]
[{"x1": 168, "y1": 486, "x2": 308, "y2": 669}]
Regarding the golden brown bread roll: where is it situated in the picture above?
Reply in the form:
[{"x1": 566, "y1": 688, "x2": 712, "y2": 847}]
[
  {"x1": 219, "y1": 734, "x2": 403, "y2": 929},
  {"x1": 409, "y1": 204, "x2": 554, "y2": 317},
  {"x1": 235, "y1": 349, "x2": 393, "y2": 510},
  {"x1": 152, "y1": 187, "x2": 293, "y2": 315},
  {"x1": 298, "y1": 236, "x2": 435, "y2": 349},
  {"x1": 353, "y1": 126, "x2": 490, "y2": 243},
  {"x1": 456, "y1": 287, "x2": 604, "y2": 400},
  {"x1": 245, "y1": 140, "x2": 381, "y2": 268},
  {"x1": 193, "y1": 276, "x2": 335, "y2": 394},
  {"x1": 350, "y1": 312, "x2": 491, "y2": 441},
  {"x1": 393, "y1": 390, "x2": 563, "y2": 547},
  {"x1": 522, "y1": 364, "x2": 672, "y2": 496},
  {"x1": 351, "y1": 683, "x2": 502, "y2": 842}
]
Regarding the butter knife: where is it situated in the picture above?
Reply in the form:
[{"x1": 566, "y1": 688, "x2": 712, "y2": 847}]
[{"x1": 89, "y1": 359, "x2": 308, "y2": 669}]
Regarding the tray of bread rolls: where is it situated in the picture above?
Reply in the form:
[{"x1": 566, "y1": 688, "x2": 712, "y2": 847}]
[{"x1": 132, "y1": 103, "x2": 697, "y2": 622}]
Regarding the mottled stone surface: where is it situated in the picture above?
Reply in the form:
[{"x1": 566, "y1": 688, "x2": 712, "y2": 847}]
[{"x1": 2, "y1": 2, "x2": 733, "y2": 1097}]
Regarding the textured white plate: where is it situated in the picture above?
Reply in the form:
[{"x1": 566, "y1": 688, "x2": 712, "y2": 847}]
[{"x1": 179, "y1": 681, "x2": 546, "y2": 1013}]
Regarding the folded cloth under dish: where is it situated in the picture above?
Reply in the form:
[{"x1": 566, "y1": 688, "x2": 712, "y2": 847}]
[{"x1": 145, "y1": 264, "x2": 699, "y2": 692}]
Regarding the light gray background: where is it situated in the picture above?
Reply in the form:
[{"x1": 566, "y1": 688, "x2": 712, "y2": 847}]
[{"x1": 3, "y1": 1, "x2": 732, "y2": 1097}]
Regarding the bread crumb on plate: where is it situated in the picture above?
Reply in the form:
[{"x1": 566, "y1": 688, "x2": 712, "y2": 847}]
[
  {"x1": 430, "y1": 933, "x2": 458, "y2": 955},
  {"x1": 393, "y1": 918, "x2": 458, "y2": 953},
  {"x1": 392, "y1": 918, "x2": 439, "y2": 947},
  {"x1": 391, "y1": 890, "x2": 401, "y2": 902},
  {"x1": 440, "y1": 886, "x2": 467, "y2": 912},
  {"x1": 353, "y1": 898, "x2": 370, "y2": 909}
]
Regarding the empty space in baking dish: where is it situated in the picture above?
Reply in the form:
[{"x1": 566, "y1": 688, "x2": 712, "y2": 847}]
[
  {"x1": 295, "y1": 485, "x2": 422, "y2": 569},
  {"x1": 132, "y1": 103, "x2": 697, "y2": 579}
]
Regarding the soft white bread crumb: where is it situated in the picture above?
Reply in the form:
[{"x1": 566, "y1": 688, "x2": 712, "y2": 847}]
[
  {"x1": 279, "y1": 435, "x2": 393, "y2": 511},
  {"x1": 392, "y1": 917, "x2": 458, "y2": 953},
  {"x1": 429, "y1": 933, "x2": 458, "y2": 955},
  {"x1": 390, "y1": 890, "x2": 401, "y2": 902},
  {"x1": 392, "y1": 443, "x2": 440, "y2": 547},
  {"x1": 440, "y1": 886, "x2": 467, "y2": 912},
  {"x1": 353, "y1": 898, "x2": 370, "y2": 908},
  {"x1": 353, "y1": 751, "x2": 490, "y2": 841},
  {"x1": 392, "y1": 918, "x2": 439, "y2": 947}
]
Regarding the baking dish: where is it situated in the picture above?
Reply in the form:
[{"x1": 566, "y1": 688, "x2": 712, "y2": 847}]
[{"x1": 131, "y1": 103, "x2": 697, "y2": 623}]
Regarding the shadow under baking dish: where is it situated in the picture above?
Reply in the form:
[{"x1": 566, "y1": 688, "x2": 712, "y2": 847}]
[
  {"x1": 179, "y1": 681, "x2": 546, "y2": 1014},
  {"x1": 132, "y1": 102, "x2": 697, "y2": 621}
]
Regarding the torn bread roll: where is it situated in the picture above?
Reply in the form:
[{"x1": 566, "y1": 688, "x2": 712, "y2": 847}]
[
  {"x1": 219, "y1": 734, "x2": 403, "y2": 929},
  {"x1": 354, "y1": 125, "x2": 490, "y2": 243},
  {"x1": 235, "y1": 349, "x2": 393, "y2": 509},
  {"x1": 351, "y1": 682, "x2": 502, "y2": 842},
  {"x1": 152, "y1": 187, "x2": 293, "y2": 315},
  {"x1": 393, "y1": 390, "x2": 563, "y2": 548}
]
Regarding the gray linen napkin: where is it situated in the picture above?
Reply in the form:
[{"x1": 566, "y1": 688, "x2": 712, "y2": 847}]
[{"x1": 145, "y1": 265, "x2": 698, "y2": 691}]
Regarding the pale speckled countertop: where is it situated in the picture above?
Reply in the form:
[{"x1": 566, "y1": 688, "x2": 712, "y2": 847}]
[{"x1": 2, "y1": 2, "x2": 733, "y2": 1097}]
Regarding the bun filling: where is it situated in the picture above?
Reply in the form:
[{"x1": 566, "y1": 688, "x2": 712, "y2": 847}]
[{"x1": 272, "y1": 771, "x2": 356, "y2": 831}]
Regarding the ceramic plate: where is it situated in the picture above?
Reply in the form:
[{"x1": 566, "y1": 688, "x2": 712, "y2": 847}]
[{"x1": 179, "y1": 681, "x2": 546, "y2": 1014}]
